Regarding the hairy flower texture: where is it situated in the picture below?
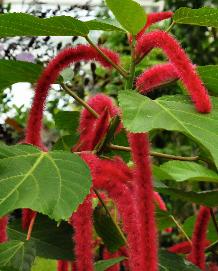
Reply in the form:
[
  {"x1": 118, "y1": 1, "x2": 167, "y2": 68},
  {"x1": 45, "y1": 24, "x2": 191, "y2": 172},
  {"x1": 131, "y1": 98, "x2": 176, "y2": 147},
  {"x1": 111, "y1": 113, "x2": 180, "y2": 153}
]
[
  {"x1": 78, "y1": 93, "x2": 120, "y2": 151},
  {"x1": 103, "y1": 248, "x2": 120, "y2": 271},
  {"x1": 24, "y1": 45, "x2": 120, "y2": 148},
  {"x1": 128, "y1": 133, "x2": 158, "y2": 271},
  {"x1": 82, "y1": 153, "x2": 145, "y2": 271},
  {"x1": 136, "y1": 31, "x2": 211, "y2": 113},
  {"x1": 71, "y1": 262, "x2": 77, "y2": 270},
  {"x1": 70, "y1": 195, "x2": 94, "y2": 271},
  {"x1": 57, "y1": 260, "x2": 69, "y2": 271},
  {"x1": 209, "y1": 263, "x2": 218, "y2": 271},
  {"x1": 168, "y1": 240, "x2": 210, "y2": 255},
  {"x1": 0, "y1": 216, "x2": 8, "y2": 243},
  {"x1": 188, "y1": 206, "x2": 211, "y2": 270},
  {"x1": 136, "y1": 11, "x2": 173, "y2": 40},
  {"x1": 136, "y1": 63, "x2": 179, "y2": 94}
]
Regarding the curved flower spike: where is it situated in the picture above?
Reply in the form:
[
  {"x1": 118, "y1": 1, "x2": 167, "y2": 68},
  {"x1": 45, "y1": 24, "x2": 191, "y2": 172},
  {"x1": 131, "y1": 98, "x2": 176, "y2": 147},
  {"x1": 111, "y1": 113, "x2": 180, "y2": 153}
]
[
  {"x1": 136, "y1": 31, "x2": 211, "y2": 113},
  {"x1": 24, "y1": 45, "x2": 120, "y2": 148},
  {"x1": 136, "y1": 63, "x2": 179, "y2": 94},
  {"x1": 57, "y1": 260, "x2": 69, "y2": 271},
  {"x1": 128, "y1": 133, "x2": 158, "y2": 271},
  {"x1": 0, "y1": 216, "x2": 8, "y2": 243},
  {"x1": 188, "y1": 206, "x2": 211, "y2": 270}
]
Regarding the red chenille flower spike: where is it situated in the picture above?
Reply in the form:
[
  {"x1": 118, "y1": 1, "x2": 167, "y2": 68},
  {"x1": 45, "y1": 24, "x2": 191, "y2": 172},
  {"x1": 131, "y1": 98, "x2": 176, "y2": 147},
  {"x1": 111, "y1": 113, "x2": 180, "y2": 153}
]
[
  {"x1": 25, "y1": 45, "x2": 120, "y2": 148},
  {"x1": 136, "y1": 63, "x2": 179, "y2": 94},
  {"x1": 0, "y1": 216, "x2": 8, "y2": 243},
  {"x1": 168, "y1": 240, "x2": 210, "y2": 255},
  {"x1": 103, "y1": 248, "x2": 120, "y2": 271},
  {"x1": 57, "y1": 260, "x2": 69, "y2": 271},
  {"x1": 188, "y1": 206, "x2": 211, "y2": 270},
  {"x1": 136, "y1": 31, "x2": 211, "y2": 113}
]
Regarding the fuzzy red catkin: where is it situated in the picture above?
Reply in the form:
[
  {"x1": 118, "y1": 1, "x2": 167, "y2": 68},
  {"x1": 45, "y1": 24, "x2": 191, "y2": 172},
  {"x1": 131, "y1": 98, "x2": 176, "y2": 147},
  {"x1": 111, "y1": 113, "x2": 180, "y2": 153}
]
[
  {"x1": 0, "y1": 216, "x2": 8, "y2": 243},
  {"x1": 188, "y1": 206, "x2": 211, "y2": 270},
  {"x1": 209, "y1": 263, "x2": 218, "y2": 271},
  {"x1": 57, "y1": 260, "x2": 69, "y2": 271},
  {"x1": 70, "y1": 195, "x2": 94, "y2": 271},
  {"x1": 136, "y1": 31, "x2": 211, "y2": 113},
  {"x1": 128, "y1": 133, "x2": 158, "y2": 271},
  {"x1": 25, "y1": 45, "x2": 120, "y2": 148},
  {"x1": 136, "y1": 63, "x2": 179, "y2": 94},
  {"x1": 78, "y1": 93, "x2": 120, "y2": 151},
  {"x1": 71, "y1": 262, "x2": 77, "y2": 271},
  {"x1": 136, "y1": 11, "x2": 173, "y2": 40},
  {"x1": 103, "y1": 248, "x2": 120, "y2": 271},
  {"x1": 82, "y1": 153, "x2": 144, "y2": 271},
  {"x1": 168, "y1": 240, "x2": 210, "y2": 255}
]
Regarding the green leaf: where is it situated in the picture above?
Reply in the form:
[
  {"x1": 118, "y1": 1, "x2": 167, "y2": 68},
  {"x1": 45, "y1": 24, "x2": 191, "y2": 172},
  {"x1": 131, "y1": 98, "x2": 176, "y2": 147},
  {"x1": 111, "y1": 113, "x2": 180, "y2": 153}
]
[
  {"x1": 0, "y1": 241, "x2": 36, "y2": 271},
  {"x1": 118, "y1": 91, "x2": 218, "y2": 169},
  {"x1": 93, "y1": 206, "x2": 126, "y2": 253},
  {"x1": 157, "y1": 187, "x2": 218, "y2": 207},
  {"x1": 174, "y1": 7, "x2": 218, "y2": 28},
  {"x1": 52, "y1": 135, "x2": 79, "y2": 151},
  {"x1": 159, "y1": 161, "x2": 218, "y2": 183},
  {"x1": 94, "y1": 257, "x2": 125, "y2": 271},
  {"x1": 156, "y1": 210, "x2": 175, "y2": 231},
  {"x1": 159, "y1": 250, "x2": 201, "y2": 271},
  {"x1": 0, "y1": 144, "x2": 91, "y2": 221},
  {"x1": 0, "y1": 60, "x2": 43, "y2": 92},
  {"x1": 0, "y1": 13, "x2": 89, "y2": 37},
  {"x1": 54, "y1": 111, "x2": 80, "y2": 133},
  {"x1": 105, "y1": 0, "x2": 146, "y2": 35},
  {"x1": 7, "y1": 214, "x2": 74, "y2": 260},
  {"x1": 198, "y1": 65, "x2": 218, "y2": 95},
  {"x1": 85, "y1": 19, "x2": 125, "y2": 32}
]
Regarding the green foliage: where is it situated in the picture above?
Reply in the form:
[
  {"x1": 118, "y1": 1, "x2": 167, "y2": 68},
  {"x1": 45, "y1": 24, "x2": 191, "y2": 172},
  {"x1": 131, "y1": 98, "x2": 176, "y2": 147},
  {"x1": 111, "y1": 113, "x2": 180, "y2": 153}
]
[
  {"x1": 0, "y1": 13, "x2": 89, "y2": 37},
  {"x1": 174, "y1": 7, "x2": 218, "y2": 28},
  {"x1": 7, "y1": 214, "x2": 74, "y2": 260},
  {"x1": 198, "y1": 66, "x2": 218, "y2": 95},
  {"x1": 118, "y1": 91, "x2": 218, "y2": 168},
  {"x1": 0, "y1": 240, "x2": 36, "y2": 271},
  {"x1": 94, "y1": 257, "x2": 126, "y2": 271},
  {"x1": 85, "y1": 19, "x2": 125, "y2": 32},
  {"x1": 105, "y1": 0, "x2": 146, "y2": 35},
  {"x1": 0, "y1": 144, "x2": 91, "y2": 220}
]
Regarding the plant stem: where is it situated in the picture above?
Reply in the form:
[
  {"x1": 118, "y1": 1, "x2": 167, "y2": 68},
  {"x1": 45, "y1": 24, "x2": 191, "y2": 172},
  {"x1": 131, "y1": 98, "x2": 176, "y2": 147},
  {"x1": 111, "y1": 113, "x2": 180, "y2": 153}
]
[
  {"x1": 61, "y1": 82, "x2": 99, "y2": 119},
  {"x1": 170, "y1": 215, "x2": 192, "y2": 243},
  {"x1": 166, "y1": 21, "x2": 175, "y2": 33},
  {"x1": 26, "y1": 212, "x2": 37, "y2": 241},
  {"x1": 85, "y1": 36, "x2": 129, "y2": 78},
  {"x1": 126, "y1": 36, "x2": 136, "y2": 89},
  {"x1": 210, "y1": 208, "x2": 218, "y2": 236},
  {"x1": 93, "y1": 188, "x2": 127, "y2": 244},
  {"x1": 109, "y1": 144, "x2": 199, "y2": 161}
]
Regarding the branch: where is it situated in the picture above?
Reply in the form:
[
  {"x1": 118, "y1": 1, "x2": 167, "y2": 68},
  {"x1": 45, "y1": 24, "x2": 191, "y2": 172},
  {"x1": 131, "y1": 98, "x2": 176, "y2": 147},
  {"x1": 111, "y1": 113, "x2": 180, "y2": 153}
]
[
  {"x1": 26, "y1": 212, "x2": 37, "y2": 241},
  {"x1": 109, "y1": 144, "x2": 199, "y2": 161},
  {"x1": 85, "y1": 35, "x2": 129, "y2": 78}
]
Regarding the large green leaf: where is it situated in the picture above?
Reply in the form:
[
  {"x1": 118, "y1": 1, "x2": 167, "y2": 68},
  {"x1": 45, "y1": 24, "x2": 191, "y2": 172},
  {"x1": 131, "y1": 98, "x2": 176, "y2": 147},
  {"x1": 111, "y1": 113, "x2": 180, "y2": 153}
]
[
  {"x1": 174, "y1": 7, "x2": 218, "y2": 28},
  {"x1": 0, "y1": 241, "x2": 35, "y2": 271},
  {"x1": 85, "y1": 19, "x2": 125, "y2": 32},
  {"x1": 0, "y1": 13, "x2": 89, "y2": 37},
  {"x1": 7, "y1": 214, "x2": 74, "y2": 260},
  {"x1": 157, "y1": 187, "x2": 218, "y2": 207},
  {"x1": 52, "y1": 135, "x2": 79, "y2": 152},
  {"x1": 93, "y1": 206, "x2": 126, "y2": 253},
  {"x1": 159, "y1": 250, "x2": 201, "y2": 271},
  {"x1": 105, "y1": 0, "x2": 146, "y2": 35},
  {"x1": 159, "y1": 161, "x2": 218, "y2": 183},
  {"x1": 198, "y1": 65, "x2": 218, "y2": 95},
  {"x1": 0, "y1": 60, "x2": 43, "y2": 91},
  {"x1": 118, "y1": 91, "x2": 218, "y2": 168},
  {"x1": 0, "y1": 144, "x2": 91, "y2": 221},
  {"x1": 94, "y1": 257, "x2": 125, "y2": 271}
]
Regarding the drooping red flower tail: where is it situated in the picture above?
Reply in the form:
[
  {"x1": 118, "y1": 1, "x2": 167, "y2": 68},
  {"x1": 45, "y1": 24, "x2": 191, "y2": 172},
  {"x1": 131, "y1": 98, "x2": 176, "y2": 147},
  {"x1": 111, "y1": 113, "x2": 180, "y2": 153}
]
[
  {"x1": 25, "y1": 45, "x2": 120, "y2": 148},
  {"x1": 209, "y1": 263, "x2": 218, "y2": 271},
  {"x1": 57, "y1": 260, "x2": 69, "y2": 271},
  {"x1": 168, "y1": 240, "x2": 210, "y2": 255},
  {"x1": 71, "y1": 262, "x2": 77, "y2": 270},
  {"x1": 128, "y1": 133, "x2": 158, "y2": 271},
  {"x1": 82, "y1": 153, "x2": 145, "y2": 271},
  {"x1": 136, "y1": 11, "x2": 173, "y2": 40},
  {"x1": 70, "y1": 195, "x2": 94, "y2": 271},
  {"x1": 136, "y1": 30, "x2": 211, "y2": 113},
  {"x1": 0, "y1": 216, "x2": 8, "y2": 243},
  {"x1": 136, "y1": 63, "x2": 179, "y2": 94},
  {"x1": 77, "y1": 93, "x2": 120, "y2": 151},
  {"x1": 188, "y1": 206, "x2": 211, "y2": 270},
  {"x1": 103, "y1": 248, "x2": 120, "y2": 271}
]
